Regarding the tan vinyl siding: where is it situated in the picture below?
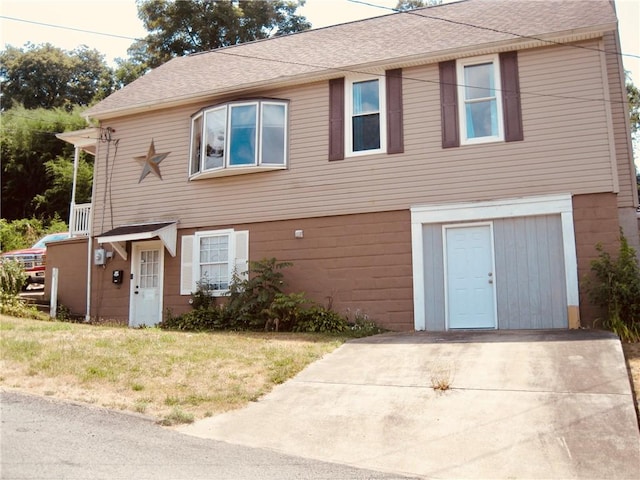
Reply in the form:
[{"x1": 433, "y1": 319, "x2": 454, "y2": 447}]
[
  {"x1": 92, "y1": 40, "x2": 620, "y2": 234},
  {"x1": 604, "y1": 31, "x2": 638, "y2": 208}
]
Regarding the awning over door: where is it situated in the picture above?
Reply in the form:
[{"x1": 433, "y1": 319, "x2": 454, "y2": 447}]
[{"x1": 97, "y1": 222, "x2": 177, "y2": 260}]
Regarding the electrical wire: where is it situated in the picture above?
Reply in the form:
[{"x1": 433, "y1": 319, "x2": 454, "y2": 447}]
[
  {"x1": 0, "y1": 15, "x2": 143, "y2": 42},
  {"x1": 348, "y1": 0, "x2": 640, "y2": 60},
  {"x1": 2, "y1": 2, "x2": 638, "y2": 116}
]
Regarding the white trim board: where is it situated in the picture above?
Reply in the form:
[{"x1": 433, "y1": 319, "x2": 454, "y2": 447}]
[{"x1": 410, "y1": 194, "x2": 578, "y2": 331}]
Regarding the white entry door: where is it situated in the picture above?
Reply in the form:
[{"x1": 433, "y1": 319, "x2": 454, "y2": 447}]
[
  {"x1": 130, "y1": 241, "x2": 164, "y2": 327},
  {"x1": 445, "y1": 224, "x2": 496, "y2": 329}
]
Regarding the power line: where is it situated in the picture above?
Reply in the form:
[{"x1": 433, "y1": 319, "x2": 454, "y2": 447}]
[
  {"x1": 0, "y1": 15, "x2": 144, "y2": 42},
  {"x1": 1, "y1": 5, "x2": 635, "y2": 110},
  {"x1": 213, "y1": 47, "x2": 630, "y2": 107},
  {"x1": 348, "y1": 0, "x2": 640, "y2": 61}
]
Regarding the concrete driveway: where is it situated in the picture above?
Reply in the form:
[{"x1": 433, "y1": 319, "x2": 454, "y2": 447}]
[{"x1": 179, "y1": 330, "x2": 640, "y2": 479}]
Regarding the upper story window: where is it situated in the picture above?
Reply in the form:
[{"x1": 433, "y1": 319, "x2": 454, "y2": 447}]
[
  {"x1": 440, "y1": 51, "x2": 523, "y2": 149},
  {"x1": 190, "y1": 99, "x2": 288, "y2": 179},
  {"x1": 457, "y1": 55, "x2": 504, "y2": 145},
  {"x1": 328, "y1": 70, "x2": 403, "y2": 161},
  {"x1": 346, "y1": 76, "x2": 386, "y2": 156}
]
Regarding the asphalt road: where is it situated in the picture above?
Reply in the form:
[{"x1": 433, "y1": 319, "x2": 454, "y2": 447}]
[{"x1": 0, "y1": 391, "x2": 413, "y2": 480}]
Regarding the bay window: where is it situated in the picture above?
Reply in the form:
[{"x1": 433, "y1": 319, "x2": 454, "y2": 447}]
[{"x1": 190, "y1": 100, "x2": 288, "y2": 178}]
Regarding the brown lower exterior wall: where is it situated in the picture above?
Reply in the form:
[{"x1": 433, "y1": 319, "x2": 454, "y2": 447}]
[
  {"x1": 85, "y1": 193, "x2": 624, "y2": 331},
  {"x1": 89, "y1": 210, "x2": 415, "y2": 330},
  {"x1": 89, "y1": 240, "x2": 133, "y2": 324},
  {"x1": 243, "y1": 210, "x2": 414, "y2": 331},
  {"x1": 572, "y1": 192, "x2": 621, "y2": 328},
  {"x1": 44, "y1": 237, "x2": 89, "y2": 317}
]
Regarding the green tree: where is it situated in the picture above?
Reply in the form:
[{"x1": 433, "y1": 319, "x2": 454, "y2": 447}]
[
  {"x1": 625, "y1": 74, "x2": 639, "y2": 195},
  {"x1": 119, "y1": 0, "x2": 310, "y2": 82},
  {"x1": 628, "y1": 75, "x2": 640, "y2": 136},
  {"x1": 0, "y1": 43, "x2": 113, "y2": 110},
  {"x1": 32, "y1": 155, "x2": 93, "y2": 222},
  {"x1": 0, "y1": 217, "x2": 67, "y2": 252},
  {"x1": 0, "y1": 106, "x2": 91, "y2": 221},
  {"x1": 395, "y1": 0, "x2": 442, "y2": 11}
]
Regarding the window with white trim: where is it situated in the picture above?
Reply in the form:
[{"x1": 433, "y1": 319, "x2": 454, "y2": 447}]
[
  {"x1": 190, "y1": 100, "x2": 288, "y2": 178},
  {"x1": 346, "y1": 76, "x2": 386, "y2": 156},
  {"x1": 180, "y1": 230, "x2": 249, "y2": 295},
  {"x1": 457, "y1": 55, "x2": 504, "y2": 145}
]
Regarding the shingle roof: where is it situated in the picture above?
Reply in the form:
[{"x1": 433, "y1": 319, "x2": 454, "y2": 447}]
[{"x1": 86, "y1": 0, "x2": 617, "y2": 119}]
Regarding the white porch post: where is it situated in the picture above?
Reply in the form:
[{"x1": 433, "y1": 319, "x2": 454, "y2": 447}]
[{"x1": 69, "y1": 146, "x2": 80, "y2": 234}]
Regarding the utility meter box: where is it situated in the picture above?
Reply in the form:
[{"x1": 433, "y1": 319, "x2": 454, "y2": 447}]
[
  {"x1": 94, "y1": 248, "x2": 106, "y2": 265},
  {"x1": 112, "y1": 270, "x2": 124, "y2": 284}
]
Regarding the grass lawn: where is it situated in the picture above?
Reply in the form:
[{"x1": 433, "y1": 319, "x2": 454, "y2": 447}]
[
  {"x1": 0, "y1": 315, "x2": 347, "y2": 425},
  {"x1": 2, "y1": 314, "x2": 640, "y2": 427}
]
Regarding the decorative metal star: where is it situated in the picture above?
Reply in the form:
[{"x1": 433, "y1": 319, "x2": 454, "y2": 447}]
[{"x1": 135, "y1": 140, "x2": 170, "y2": 183}]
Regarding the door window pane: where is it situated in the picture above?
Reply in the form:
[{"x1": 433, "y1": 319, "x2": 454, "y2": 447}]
[{"x1": 140, "y1": 250, "x2": 159, "y2": 288}]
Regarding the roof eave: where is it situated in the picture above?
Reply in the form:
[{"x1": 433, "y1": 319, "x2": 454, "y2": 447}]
[{"x1": 85, "y1": 23, "x2": 615, "y2": 122}]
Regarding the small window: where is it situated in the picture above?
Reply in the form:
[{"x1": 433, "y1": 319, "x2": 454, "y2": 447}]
[
  {"x1": 199, "y1": 233, "x2": 230, "y2": 291},
  {"x1": 190, "y1": 100, "x2": 288, "y2": 178},
  {"x1": 181, "y1": 230, "x2": 249, "y2": 296},
  {"x1": 184, "y1": 229, "x2": 240, "y2": 295},
  {"x1": 346, "y1": 76, "x2": 386, "y2": 156},
  {"x1": 457, "y1": 55, "x2": 504, "y2": 145}
]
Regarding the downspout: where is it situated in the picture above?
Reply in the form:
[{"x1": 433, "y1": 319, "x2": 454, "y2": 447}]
[
  {"x1": 85, "y1": 138, "x2": 101, "y2": 323},
  {"x1": 85, "y1": 210, "x2": 93, "y2": 322}
]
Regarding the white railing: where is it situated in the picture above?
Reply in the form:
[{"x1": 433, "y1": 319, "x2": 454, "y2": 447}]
[{"x1": 70, "y1": 203, "x2": 91, "y2": 237}]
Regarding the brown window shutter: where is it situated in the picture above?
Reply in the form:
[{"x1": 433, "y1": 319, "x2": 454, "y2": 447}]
[
  {"x1": 500, "y1": 51, "x2": 524, "y2": 142},
  {"x1": 439, "y1": 60, "x2": 459, "y2": 148},
  {"x1": 328, "y1": 77, "x2": 345, "y2": 161},
  {"x1": 386, "y1": 68, "x2": 404, "y2": 154}
]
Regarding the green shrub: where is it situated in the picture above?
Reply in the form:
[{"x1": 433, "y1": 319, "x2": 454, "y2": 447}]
[
  {"x1": 190, "y1": 277, "x2": 216, "y2": 310},
  {"x1": 159, "y1": 257, "x2": 384, "y2": 337},
  {"x1": 0, "y1": 260, "x2": 47, "y2": 320},
  {"x1": 294, "y1": 305, "x2": 348, "y2": 333},
  {"x1": 588, "y1": 230, "x2": 640, "y2": 342},
  {"x1": 225, "y1": 258, "x2": 292, "y2": 330},
  {"x1": 0, "y1": 258, "x2": 26, "y2": 297},
  {"x1": 263, "y1": 292, "x2": 309, "y2": 331},
  {"x1": 160, "y1": 306, "x2": 225, "y2": 331},
  {"x1": 345, "y1": 308, "x2": 386, "y2": 338}
]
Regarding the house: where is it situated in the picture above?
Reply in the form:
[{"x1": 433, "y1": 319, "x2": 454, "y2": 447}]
[{"x1": 52, "y1": 0, "x2": 639, "y2": 331}]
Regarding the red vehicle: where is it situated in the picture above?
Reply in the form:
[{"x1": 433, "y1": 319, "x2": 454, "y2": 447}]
[{"x1": 1, "y1": 232, "x2": 69, "y2": 288}]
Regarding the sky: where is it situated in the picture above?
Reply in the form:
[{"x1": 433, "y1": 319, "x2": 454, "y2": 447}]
[{"x1": 0, "y1": 0, "x2": 638, "y2": 84}]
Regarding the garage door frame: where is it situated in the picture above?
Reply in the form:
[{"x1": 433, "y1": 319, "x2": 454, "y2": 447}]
[{"x1": 410, "y1": 194, "x2": 579, "y2": 331}]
